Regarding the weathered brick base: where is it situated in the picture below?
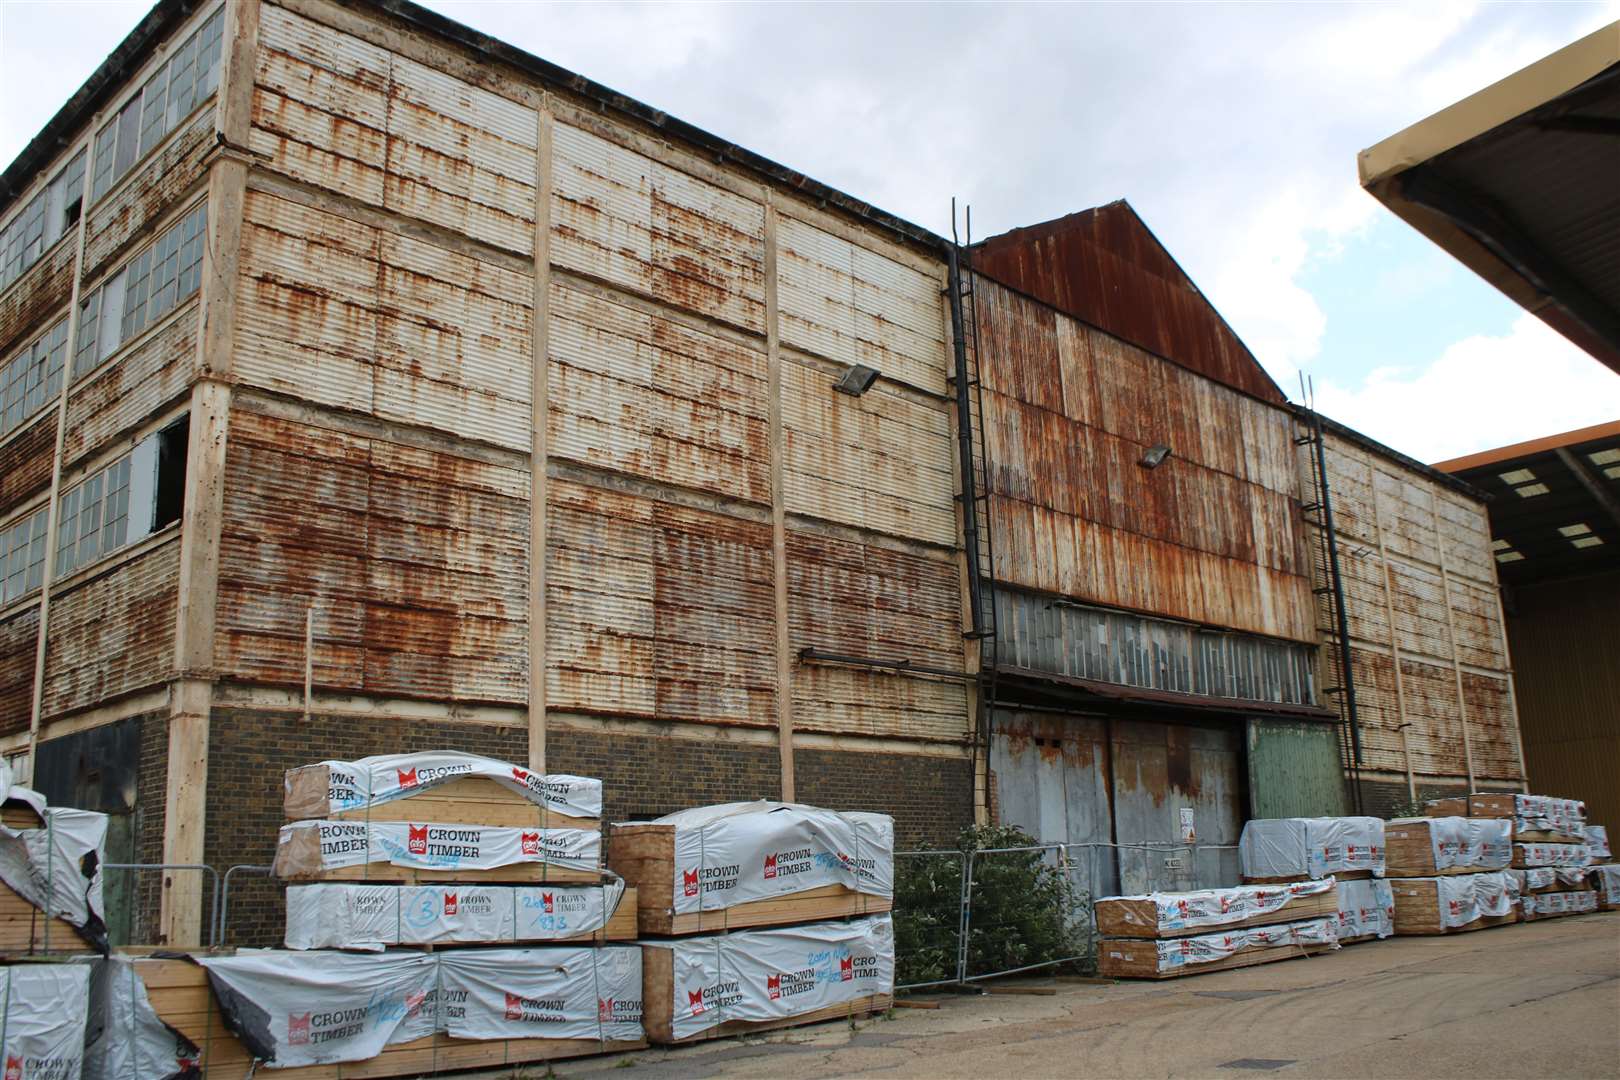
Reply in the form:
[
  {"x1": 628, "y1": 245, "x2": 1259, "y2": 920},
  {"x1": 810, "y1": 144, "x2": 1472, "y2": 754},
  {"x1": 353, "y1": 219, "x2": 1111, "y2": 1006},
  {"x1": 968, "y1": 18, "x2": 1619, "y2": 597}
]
[
  {"x1": 796, "y1": 747, "x2": 973, "y2": 849},
  {"x1": 546, "y1": 727, "x2": 781, "y2": 823}
]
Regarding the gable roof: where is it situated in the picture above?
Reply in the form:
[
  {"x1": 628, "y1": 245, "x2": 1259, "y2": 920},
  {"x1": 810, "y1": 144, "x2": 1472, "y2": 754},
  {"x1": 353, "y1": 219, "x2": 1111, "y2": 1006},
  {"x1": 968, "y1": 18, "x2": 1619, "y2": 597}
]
[{"x1": 972, "y1": 201, "x2": 1289, "y2": 406}]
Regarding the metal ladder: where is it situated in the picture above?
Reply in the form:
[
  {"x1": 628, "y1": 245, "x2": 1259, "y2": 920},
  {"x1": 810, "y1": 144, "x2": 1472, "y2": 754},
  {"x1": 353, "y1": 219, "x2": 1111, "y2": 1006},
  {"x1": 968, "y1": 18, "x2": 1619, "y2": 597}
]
[
  {"x1": 947, "y1": 201, "x2": 998, "y2": 811},
  {"x1": 1294, "y1": 377, "x2": 1363, "y2": 813}
]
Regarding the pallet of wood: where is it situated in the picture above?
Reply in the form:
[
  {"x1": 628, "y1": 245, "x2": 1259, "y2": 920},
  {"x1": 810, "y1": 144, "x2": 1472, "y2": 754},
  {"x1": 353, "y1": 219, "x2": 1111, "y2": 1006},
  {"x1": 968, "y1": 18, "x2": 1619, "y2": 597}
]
[
  {"x1": 1238, "y1": 817, "x2": 1385, "y2": 883},
  {"x1": 1098, "y1": 917, "x2": 1338, "y2": 979},
  {"x1": 1389, "y1": 872, "x2": 1517, "y2": 935},
  {"x1": 1093, "y1": 879, "x2": 1336, "y2": 939},
  {"x1": 1509, "y1": 868, "x2": 1592, "y2": 896},
  {"x1": 273, "y1": 820, "x2": 600, "y2": 883},
  {"x1": 284, "y1": 881, "x2": 637, "y2": 949},
  {"x1": 1521, "y1": 890, "x2": 1598, "y2": 921},
  {"x1": 639, "y1": 914, "x2": 894, "y2": 1044},
  {"x1": 136, "y1": 955, "x2": 645, "y2": 1078},
  {"x1": 283, "y1": 753, "x2": 602, "y2": 827},
  {"x1": 1594, "y1": 864, "x2": 1620, "y2": 911},
  {"x1": 1384, "y1": 818, "x2": 1511, "y2": 876},
  {"x1": 1426, "y1": 793, "x2": 1587, "y2": 844},
  {"x1": 0, "y1": 878, "x2": 96, "y2": 956},
  {"x1": 609, "y1": 803, "x2": 893, "y2": 936},
  {"x1": 1511, "y1": 842, "x2": 1590, "y2": 870},
  {"x1": 1335, "y1": 878, "x2": 1395, "y2": 944}
]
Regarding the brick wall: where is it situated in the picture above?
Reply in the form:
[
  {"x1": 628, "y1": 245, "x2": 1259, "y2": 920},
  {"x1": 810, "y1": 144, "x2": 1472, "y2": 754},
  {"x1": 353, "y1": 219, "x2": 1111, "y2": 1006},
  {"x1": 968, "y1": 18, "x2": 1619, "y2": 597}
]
[
  {"x1": 796, "y1": 748, "x2": 973, "y2": 848},
  {"x1": 546, "y1": 728, "x2": 782, "y2": 824}
]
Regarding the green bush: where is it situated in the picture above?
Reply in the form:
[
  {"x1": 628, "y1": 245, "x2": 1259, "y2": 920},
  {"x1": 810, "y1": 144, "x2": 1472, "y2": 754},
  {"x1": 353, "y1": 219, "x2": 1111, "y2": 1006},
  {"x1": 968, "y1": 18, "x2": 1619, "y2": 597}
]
[{"x1": 894, "y1": 824, "x2": 1084, "y2": 986}]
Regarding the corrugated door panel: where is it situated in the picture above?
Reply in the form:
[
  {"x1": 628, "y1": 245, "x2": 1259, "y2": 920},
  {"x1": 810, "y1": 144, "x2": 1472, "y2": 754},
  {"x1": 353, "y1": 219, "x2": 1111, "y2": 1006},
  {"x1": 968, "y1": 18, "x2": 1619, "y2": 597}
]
[
  {"x1": 551, "y1": 122, "x2": 765, "y2": 334},
  {"x1": 81, "y1": 106, "x2": 217, "y2": 282},
  {"x1": 548, "y1": 282, "x2": 769, "y2": 503},
  {"x1": 777, "y1": 215, "x2": 945, "y2": 395},
  {"x1": 790, "y1": 665, "x2": 966, "y2": 742},
  {"x1": 384, "y1": 54, "x2": 537, "y2": 254},
  {"x1": 1461, "y1": 671, "x2": 1519, "y2": 782},
  {"x1": 546, "y1": 478, "x2": 775, "y2": 727},
  {"x1": 0, "y1": 419, "x2": 56, "y2": 512},
  {"x1": 781, "y1": 358, "x2": 954, "y2": 546},
  {"x1": 1398, "y1": 657, "x2": 1466, "y2": 774},
  {"x1": 63, "y1": 299, "x2": 198, "y2": 468},
  {"x1": 252, "y1": 4, "x2": 388, "y2": 205},
  {"x1": 42, "y1": 541, "x2": 179, "y2": 717},
  {"x1": 1246, "y1": 718, "x2": 1350, "y2": 818},
  {"x1": 0, "y1": 607, "x2": 38, "y2": 737}
]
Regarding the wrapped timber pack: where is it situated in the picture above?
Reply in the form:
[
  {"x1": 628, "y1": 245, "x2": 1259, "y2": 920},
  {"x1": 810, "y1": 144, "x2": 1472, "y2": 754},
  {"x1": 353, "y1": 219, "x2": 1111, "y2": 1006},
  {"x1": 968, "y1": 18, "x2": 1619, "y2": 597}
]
[
  {"x1": 0, "y1": 762, "x2": 109, "y2": 952},
  {"x1": 1390, "y1": 870, "x2": 1516, "y2": 934},
  {"x1": 1512, "y1": 841, "x2": 1590, "y2": 869},
  {"x1": 82, "y1": 956, "x2": 200, "y2": 1080},
  {"x1": 1336, "y1": 877, "x2": 1395, "y2": 942},
  {"x1": 1098, "y1": 917, "x2": 1339, "y2": 979},
  {"x1": 1093, "y1": 878, "x2": 1336, "y2": 938},
  {"x1": 1521, "y1": 890, "x2": 1598, "y2": 920},
  {"x1": 1594, "y1": 864, "x2": 1620, "y2": 909},
  {"x1": 640, "y1": 914, "x2": 894, "y2": 1044},
  {"x1": 285, "y1": 879, "x2": 631, "y2": 949},
  {"x1": 1429, "y1": 794, "x2": 1587, "y2": 841},
  {"x1": 1238, "y1": 817, "x2": 1385, "y2": 881},
  {"x1": 611, "y1": 802, "x2": 893, "y2": 934},
  {"x1": 1385, "y1": 817, "x2": 1511, "y2": 875},
  {"x1": 199, "y1": 945, "x2": 642, "y2": 1069},
  {"x1": 1508, "y1": 867, "x2": 1591, "y2": 894},
  {"x1": 284, "y1": 752, "x2": 602, "y2": 822},
  {"x1": 0, "y1": 963, "x2": 91, "y2": 1079},
  {"x1": 1586, "y1": 825, "x2": 1612, "y2": 861},
  {"x1": 273, "y1": 820, "x2": 601, "y2": 880}
]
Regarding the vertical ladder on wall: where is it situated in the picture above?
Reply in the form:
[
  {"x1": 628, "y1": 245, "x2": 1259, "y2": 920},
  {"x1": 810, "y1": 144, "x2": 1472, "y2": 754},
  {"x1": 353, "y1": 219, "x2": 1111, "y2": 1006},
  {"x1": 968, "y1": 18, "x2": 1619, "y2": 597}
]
[
  {"x1": 947, "y1": 202, "x2": 998, "y2": 813},
  {"x1": 1294, "y1": 377, "x2": 1363, "y2": 814}
]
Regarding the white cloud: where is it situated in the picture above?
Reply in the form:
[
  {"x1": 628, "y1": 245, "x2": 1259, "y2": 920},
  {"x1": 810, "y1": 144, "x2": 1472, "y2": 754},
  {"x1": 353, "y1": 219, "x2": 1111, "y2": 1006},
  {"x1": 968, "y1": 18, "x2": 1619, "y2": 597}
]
[{"x1": 1314, "y1": 315, "x2": 1620, "y2": 464}]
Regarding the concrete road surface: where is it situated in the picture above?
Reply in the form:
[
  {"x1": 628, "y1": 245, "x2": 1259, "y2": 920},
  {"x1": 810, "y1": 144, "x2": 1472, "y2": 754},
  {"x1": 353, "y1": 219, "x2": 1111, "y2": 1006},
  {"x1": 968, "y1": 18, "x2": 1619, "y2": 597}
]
[{"x1": 536, "y1": 910, "x2": 1620, "y2": 1080}]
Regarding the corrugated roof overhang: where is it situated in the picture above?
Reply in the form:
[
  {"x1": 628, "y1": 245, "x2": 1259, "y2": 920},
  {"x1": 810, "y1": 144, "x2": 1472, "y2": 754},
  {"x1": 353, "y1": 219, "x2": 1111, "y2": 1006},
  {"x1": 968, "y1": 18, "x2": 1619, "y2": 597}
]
[
  {"x1": 997, "y1": 663, "x2": 1340, "y2": 723},
  {"x1": 1358, "y1": 21, "x2": 1620, "y2": 374}
]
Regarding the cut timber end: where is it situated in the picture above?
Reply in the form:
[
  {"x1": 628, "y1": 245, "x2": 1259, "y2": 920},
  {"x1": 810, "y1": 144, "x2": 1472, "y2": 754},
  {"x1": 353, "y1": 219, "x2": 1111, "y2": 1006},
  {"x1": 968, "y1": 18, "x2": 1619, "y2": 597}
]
[
  {"x1": 1094, "y1": 886, "x2": 1337, "y2": 939},
  {"x1": 1097, "y1": 937, "x2": 1332, "y2": 979}
]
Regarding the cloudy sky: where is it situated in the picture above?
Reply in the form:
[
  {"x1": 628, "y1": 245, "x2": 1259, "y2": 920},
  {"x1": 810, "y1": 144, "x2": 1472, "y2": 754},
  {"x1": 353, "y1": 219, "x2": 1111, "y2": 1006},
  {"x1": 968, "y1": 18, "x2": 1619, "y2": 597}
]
[{"x1": 4, "y1": 1, "x2": 1618, "y2": 463}]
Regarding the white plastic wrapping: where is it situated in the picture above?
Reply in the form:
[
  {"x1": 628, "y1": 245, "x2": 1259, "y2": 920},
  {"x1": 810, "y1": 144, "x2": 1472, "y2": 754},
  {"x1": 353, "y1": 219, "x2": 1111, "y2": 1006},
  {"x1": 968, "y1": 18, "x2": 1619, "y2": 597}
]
[
  {"x1": 1238, "y1": 817, "x2": 1385, "y2": 879},
  {"x1": 285, "y1": 880, "x2": 627, "y2": 950},
  {"x1": 1414, "y1": 817, "x2": 1511, "y2": 870},
  {"x1": 1514, "y1": 841, "x2": 1589, "y2": 868},
  {"x1": 200, "y1": 946, "x2": 642, "y2": 1069},
  {"x1": 0, "y1": 963, "x2": 91, "y2": 1080},
  {"x1": 295, "y1": 752, "x2": 602, "y2": 819},
  {"x1": 1523, "y1": 890, "x2": 1598, "y2": 918},
  {"x1": 81, "y1": 956, "x2": 200, "y2": 1080},
  {"x1": 1509, "y1": 867, "x2": 1592, "y2": 893},
  {"x1": 0, "y1": 762, "x2": 108, "y2": 950},
  {"x1": 1594, "y1": 864, "x2": 1620, "y2": 905},
  {"x1": 1511, "y1": 795, "x2": 1585, "y2": 837},
  {"x1": 1132, "y1": 917, "x2": 1339, "y2": 973},
  {"x1": 1336, "y1": 878, "x2": 1394, "y2": 941},
  {"x1": 1098, "y1": 878, "x2": 1334, "y2": 935},
  {"x1": 1586, "y1": 826, "x2": 1611, "y2": 860},
  {"x1": 649, "y1": 802, "x2": 893, "y2": 915},
  {"x1": 654, "y1": 914, "x2": 894, "y2": 1041},
  {"x1": 1432, "y1": 871, "x2": 1515, "y2": 928},
  {"x1": 279, "y1": 820, "x2": 600, "y2": 874}
]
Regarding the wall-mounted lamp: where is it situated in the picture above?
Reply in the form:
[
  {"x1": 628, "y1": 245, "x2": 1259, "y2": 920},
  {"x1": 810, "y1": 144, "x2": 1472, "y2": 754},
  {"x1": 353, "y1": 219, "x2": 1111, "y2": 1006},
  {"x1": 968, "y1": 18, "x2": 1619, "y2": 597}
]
[
  {"x1": 834, "y1": 364, "x2": 878, "y2": 396},
  {"x1": 1139, "y1": 444, "x2": 1172, "y2": 470}
]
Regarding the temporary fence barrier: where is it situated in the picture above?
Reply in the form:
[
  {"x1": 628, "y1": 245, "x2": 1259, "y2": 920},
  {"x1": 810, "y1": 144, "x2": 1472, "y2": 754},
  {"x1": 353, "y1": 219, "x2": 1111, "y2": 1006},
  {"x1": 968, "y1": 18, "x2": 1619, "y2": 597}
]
[
  {"x1": 101, "y1": 862, "x2": 222, "y2": 948},
  {"x1": 214, "y1": 864, "x2": 276, "y2": 947}
]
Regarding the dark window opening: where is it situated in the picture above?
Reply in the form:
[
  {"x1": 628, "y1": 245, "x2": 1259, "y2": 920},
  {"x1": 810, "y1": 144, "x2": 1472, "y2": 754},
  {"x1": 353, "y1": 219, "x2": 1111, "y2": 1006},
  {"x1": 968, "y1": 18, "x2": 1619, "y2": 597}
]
[{"x1": 154, "y1": 413, "x2": 189, "y2": 530}]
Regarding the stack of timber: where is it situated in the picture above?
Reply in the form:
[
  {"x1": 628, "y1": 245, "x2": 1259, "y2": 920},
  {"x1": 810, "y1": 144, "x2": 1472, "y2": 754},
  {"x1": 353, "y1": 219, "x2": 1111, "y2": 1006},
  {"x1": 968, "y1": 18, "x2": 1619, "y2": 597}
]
[
  {"x1": 1512, "y1": 840, "x2": 1591, "y2": 870},
  {"x1": 1593, "y1": 865, "x2": 1620, "y2": 911},
  {"x1": 1095, "y1": 879, "x2": 1340, "y2": 979},
  {"x1": 0, "y1": 773, "x2": 111, "y2": 956},
  {"x1": 1586, "y1": 826, "x2": 1612, "y2": 862},
  {"x1": 1384, "y1": 818, "x2": 1511, "y2": 876},
  {"x1": 1388, "y1": 872, "x2": 1518, "y2": 935},
  {"x1": 1520, "y1": 889, "x2": 1599, "y2": 921},
  {"x1": 611, "y1": 802, "x2": 895, "y2": 1044},
  {"x1": 1334, "y1": 878, "x2": 1396, "y2": 944},
  {"x1": 1238, "y1": 817, "x2": 1385, "y2": 884},
  {"x1": 0, "y1": 962, "x2": 91, "y2": 1077},
  {"x1": 1425, "y1": 793, "x2": 1587, "y2": 843}
]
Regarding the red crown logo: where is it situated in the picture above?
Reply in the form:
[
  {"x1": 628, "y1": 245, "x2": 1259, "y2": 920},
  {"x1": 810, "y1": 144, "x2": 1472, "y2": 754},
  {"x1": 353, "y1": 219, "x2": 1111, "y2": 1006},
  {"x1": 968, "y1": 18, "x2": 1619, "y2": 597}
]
[
  {"x1": 599, "y1": 997, "x2": 613, "y2": 1021},
  {"x1": 688, "y1": 988, "x2": 706, "y2": 1013},
  {"x1": 505, "y1": 992, "x2": 524, "y2": 1021},
  {"x1": 767, "y1": 973, "x2": 782, "y2": 999},
  {"x1": 513, "y1": 767, "x2": 529, "y2": 783},
  {"x1": 405, "y1": 989, "x2": 426, "y2": 1016},
  {"x1": 5, "y1": 1055, "x2": 22, "y2": 1080},
  {"x1": 443, "y1": 892, "x2": 458, "y2": 915},
  {"x1": 288, "y1": 1013, "x2": 311, "y2": 1046},
  {"x1": 408, "y1": 824, "x2": 429, "y2": 855},
  {"x1": 764, "y1": 853, "x2": 778, "y2": 879},
  {"x1": 542, "y1": 892, "x2": 554, "y2": 912},
  {"x1": 521, "y1": 831, "x2": 541, "y2": 855},
  {"x1": 683, "y1": 868, "x2": 699, "y2": 897},
  {"x1": 839, "y1": 956, "x2": 854, "y2": 981},
  {"x1": 397, "y1": 767, "x2": 418, "y2": 788}
]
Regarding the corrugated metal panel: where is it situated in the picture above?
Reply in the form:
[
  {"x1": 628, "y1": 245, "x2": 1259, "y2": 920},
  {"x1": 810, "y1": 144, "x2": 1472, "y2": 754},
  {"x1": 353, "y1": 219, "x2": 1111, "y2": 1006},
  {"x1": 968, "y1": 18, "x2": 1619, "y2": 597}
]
[
  {"x1": 42, "y1": 540, "x2": 179, "y2": 716},
  {"x1": 1433, "y1": 490, "x2": 1496, "y2": 586},
  {"x1": 1396, "y1": 657, "x2": 1466, "y2": 773},
  {"x1": 545, "y1": 477, "x2": 776, "y2": 726},
  {"x1": 990, "y1": 711, "x2": 1115, "y2": 893},
  {"x1": 1460, "y1": 671, "x2": 1518, "y2": 781},
  {"x1": 236, "y1": 190, "x2": 533, "y2": 451},
  {"x1": 777, "y1": 215, "x2": 946, "y2": 395},
  {"x1": 0, "y1": 606, "x2": 38, "y2": 737},
  {"x1": 972, "y1": 204, "x2": 1288, "y2": 406},
  {"x1": 547, "y1": 281, "x2": 769, "y2": 504},
  {"x1": 62, "y1": 298, "x2": 198, "y2": 468},
  {"x1": 787, "y1": 528, "x2": 966, "y2": 742},
  {"x1": 0, "y1": 417, "x2": 56, "y2": 511},
  {"x1": 994, "y1": 587, "x2": 1316, "y2": 706},
  {"x1": 80, "y1": 103, "x2": 217, "y2": 283},
  {"x1": 781, "y1": 357, "x2": 955, "y2": 546},
  {"x1": 215, "y1": 408, "x2": 529, "y2": 704},
  {"x1": 1338, "y1": 645, "x2": 1404, "y2": 775},
  {"x1": 1246, "y1": 718, "x2": 1350, "y2": 817},
  {"x1": 0, "y1": 239, "x2": 73, "y2": 358},
  {"x1": 1374, "y1": 466, "x2": 1440, "y2": 567},
  {"x1": 1112, "y1": 720, "x2": 1242, "y2": 892},
  {"x1": 1387, "y1": 559, "x2": 1452, "y2": 662},
  {"x1": 551, "y1": 121, "x2": 765, "y2": 335}
]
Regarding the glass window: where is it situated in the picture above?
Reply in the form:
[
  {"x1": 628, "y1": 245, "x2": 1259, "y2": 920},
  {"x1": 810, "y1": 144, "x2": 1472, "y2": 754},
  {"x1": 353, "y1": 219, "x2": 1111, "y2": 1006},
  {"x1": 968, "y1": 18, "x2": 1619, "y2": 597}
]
[
  {"x1": 72, "y1": 202, "x2": 204, "y2": 378},
  {"x1": 138, "y1": 67, "x2": 171, "y2": 159},
  {"x1": 112, "y1": 98, "x2": 142, "y2": 183},
  {"x1": 177, "y1": 205, "x2": 207, "y2": 297},
  {"x1": 0, "y1": 507, "x2": 49, "y2": 606},
  {"x1": 91, "y1": 119, "x2": 119, "y2": 204},
  {"x1": 0, "y1": 317, "x2": 70, "y2": 438},
  {"x1": 55, "y1": 454, "x2": 137, "y2": 577}
]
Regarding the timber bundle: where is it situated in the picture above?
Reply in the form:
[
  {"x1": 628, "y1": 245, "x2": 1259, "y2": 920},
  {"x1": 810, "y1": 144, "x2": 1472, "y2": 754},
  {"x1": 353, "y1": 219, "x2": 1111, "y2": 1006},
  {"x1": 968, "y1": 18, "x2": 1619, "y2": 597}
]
[{"x1": 0, "y1": 752, "x2": 897, "y2": 1076}]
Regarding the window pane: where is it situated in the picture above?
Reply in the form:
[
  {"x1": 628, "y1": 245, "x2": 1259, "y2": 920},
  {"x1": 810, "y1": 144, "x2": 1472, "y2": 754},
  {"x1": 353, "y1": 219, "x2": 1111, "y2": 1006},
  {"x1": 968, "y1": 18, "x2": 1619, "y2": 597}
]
[
  {"x1": 177, "y1": 205, "x2": 207, "y2": 298},
  {"x1": 55, "y1": 488, "x2": 79, "y2": 575},
  {"x1": 26, "y1": 512, "x2": 46, "y2": 591},
  {"x1": 167, "y1": 33, "x2": 198, "y2": 128},
  {"x1": 195, "y1": 11, "x2": 225, "y2": 104},
  {"x1": 121, "y1": 249, "x2": 151, "y2": 342},
  {"x1": 139, "y1": 63, "x2": 171, "y2": 157},
  {"x1": 113, "y1": 98, "x2": 142, "y2": 182},
  {"x1": 61, "y1": 151, "x2": 86, "y2": 223},
  {"x1": 97, "y1": 271, "x2": 126, "y2": 363},
  {"x1": 91, "y1": 119, "x2": 118, "y2": 203},
  {"x1": 76, "y1": 289, "x2": 102, "y2": 376}
]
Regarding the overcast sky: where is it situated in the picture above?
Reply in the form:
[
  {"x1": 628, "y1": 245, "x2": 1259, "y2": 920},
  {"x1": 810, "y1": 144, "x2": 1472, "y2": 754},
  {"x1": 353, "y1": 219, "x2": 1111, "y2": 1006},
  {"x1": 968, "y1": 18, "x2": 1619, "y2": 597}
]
[{"x1": 4, "y1": 1, "x2": 1618, "y2": 463}]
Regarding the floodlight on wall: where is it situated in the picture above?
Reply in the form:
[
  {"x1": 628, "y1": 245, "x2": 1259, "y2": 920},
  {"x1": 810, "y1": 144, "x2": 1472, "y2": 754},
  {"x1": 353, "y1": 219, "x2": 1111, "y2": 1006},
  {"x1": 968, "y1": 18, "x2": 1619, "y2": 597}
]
[
  {"x1": 1139, "y1": 444, "x2": 1172, "y2": 470},
  {"x1": 834, "y1": 365, "x2": 879, "y2": 396}
]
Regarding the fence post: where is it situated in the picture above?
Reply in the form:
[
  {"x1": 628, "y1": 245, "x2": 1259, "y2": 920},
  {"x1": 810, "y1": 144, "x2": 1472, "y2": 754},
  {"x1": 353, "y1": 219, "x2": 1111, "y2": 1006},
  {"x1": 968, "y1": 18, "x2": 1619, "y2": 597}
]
[{"x1": 957, "y1": 848, "x2": 974, "y2": 985}]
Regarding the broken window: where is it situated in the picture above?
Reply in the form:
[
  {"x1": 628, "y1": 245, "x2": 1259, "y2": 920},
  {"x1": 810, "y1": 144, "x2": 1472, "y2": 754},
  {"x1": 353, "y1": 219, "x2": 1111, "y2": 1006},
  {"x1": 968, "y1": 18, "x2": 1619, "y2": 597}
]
[
  {"x1": 74, "y1": 202, "x2": 206, "y2": 377},
  {"x1": 0, "y1": 506, "x2": 49, "y2": 605},
  {"x1": 0, "y1": 148, "x2": 88, "y2": 292},
  {"x1": 54, "y1": 414, "x2": 188, "y2": 577},
  {"x1": 0, "y1": 317, "x2": 68, "y2": 438}
]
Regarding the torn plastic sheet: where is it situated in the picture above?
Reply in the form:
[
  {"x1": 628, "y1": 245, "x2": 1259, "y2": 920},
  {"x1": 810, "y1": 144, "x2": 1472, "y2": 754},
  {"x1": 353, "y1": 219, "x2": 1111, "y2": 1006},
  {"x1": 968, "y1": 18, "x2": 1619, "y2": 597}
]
[
  {"x1": 1238, "y1": 817, "x2": 1385, "y2": 879},
  {"x1": 1432, "y1": 871, "x2": 1516, "y2": 928},
  {"x1": 1336, "y1": 878, "x2": 1394, "y2": 941},
  {"x1": 0, "y1": 761, "x2": 108, "y2": 952},
  {"x1": 1411, "y1": 817, "x2": 1511, "y2": 871},
  {"x1": 199, "y1": 945, "x2": 641, "y2": 1069},
  {"x1": 81, "y1": 956, "x2": 200, "y2": 1080},
  {"x1": 1136, "y1": 917, "x2": 1339, "y2": 973},
  {"x1": 650, "y1": 914, "x2": 894, "y2": 1041},
  {"x1": 1510, "y1": 795, "x2": 1586, "y2": 837},
  {"x1": 1586, "y1": 826, "x2": 1611, "y2": 861},
  {"x1": 1097, "y1": 878, "x2": 1335, "y2": 934},
  {"x1": 0, "y1": 963, "x2": 90, "y2": 1080},
  {"x1": 1514, "y1": 841, "x2": 1590, "y2": 868},
  {"x1": 275, "y1": 820, "x2": 600, "y2": 876},
  {"x1": 1523, "y1": 890, "x2": 1597, "y2": 918},
  {"x1": 291, "y1": 752, "x2": 602, "y2": 819},
  {"x1": 645, "y1": 802, "x2": 893, "y2": 915},
  {"x1": 285, "y1": 879, "x2": 627, "y2": 950}
]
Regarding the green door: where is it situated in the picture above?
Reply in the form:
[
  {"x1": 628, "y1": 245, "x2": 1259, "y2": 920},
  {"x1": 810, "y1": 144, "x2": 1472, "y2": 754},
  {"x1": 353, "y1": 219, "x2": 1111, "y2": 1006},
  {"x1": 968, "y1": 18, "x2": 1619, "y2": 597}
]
[{"x1": 1246, "y1": 718, "x2": 1349, "y2": 818}]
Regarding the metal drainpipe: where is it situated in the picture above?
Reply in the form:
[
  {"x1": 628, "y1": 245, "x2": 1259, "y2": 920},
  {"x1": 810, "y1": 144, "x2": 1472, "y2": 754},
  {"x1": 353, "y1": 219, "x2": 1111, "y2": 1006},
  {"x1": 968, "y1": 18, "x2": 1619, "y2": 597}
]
[
  {"x1": 1311, "y1": 414, "x2": 1364, "y2": 804},
  {"x1": 945, "y1": 246, "x2": 985, "y2": 639}
]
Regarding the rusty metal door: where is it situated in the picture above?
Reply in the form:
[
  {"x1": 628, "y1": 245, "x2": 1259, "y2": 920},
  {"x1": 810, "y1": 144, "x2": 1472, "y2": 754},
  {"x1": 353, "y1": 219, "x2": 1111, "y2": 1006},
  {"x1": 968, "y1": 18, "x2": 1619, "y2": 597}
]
[
  {"x1": 1110, "y1": 719, "x2": 1243, "y2": 894},
  {"x1": 990, "y1": 710, "x2": 1117, "y2": 896}
]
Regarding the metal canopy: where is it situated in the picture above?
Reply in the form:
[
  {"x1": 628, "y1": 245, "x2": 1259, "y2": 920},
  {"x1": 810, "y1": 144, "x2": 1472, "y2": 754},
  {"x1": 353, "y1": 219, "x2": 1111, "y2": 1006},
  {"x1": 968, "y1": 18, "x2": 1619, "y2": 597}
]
[
  {"x1": 1435, "y1": 420, "x2": 1620, "y2": 587},
  {"x1": 1359, "y1": 22, "x2": 1620, "y2": 374}
]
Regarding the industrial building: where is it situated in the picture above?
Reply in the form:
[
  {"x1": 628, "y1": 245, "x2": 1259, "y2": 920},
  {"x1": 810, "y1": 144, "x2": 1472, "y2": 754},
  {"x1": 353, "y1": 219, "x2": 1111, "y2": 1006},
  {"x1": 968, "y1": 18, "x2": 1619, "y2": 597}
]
[{"x1": 0, "y1": 0, "x2": 1524, "y2": 947}]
